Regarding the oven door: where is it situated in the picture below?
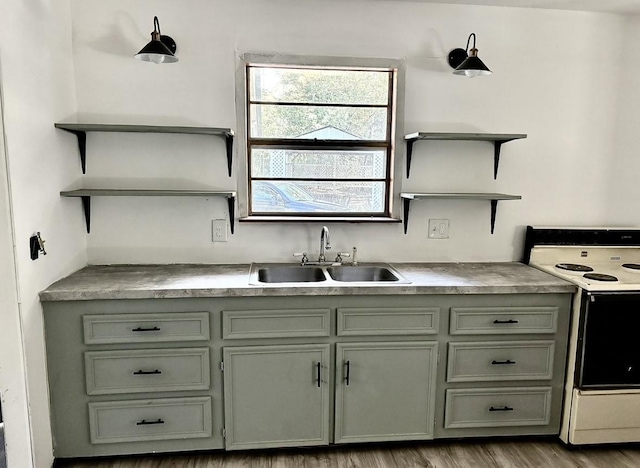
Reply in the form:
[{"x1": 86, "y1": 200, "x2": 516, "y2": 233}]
[{"x1": 577, "y1": 291, "x2": 640, "y2": 389}]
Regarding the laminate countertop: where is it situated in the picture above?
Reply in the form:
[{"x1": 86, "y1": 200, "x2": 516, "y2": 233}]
[{"x1": 39, "y1": 262, "x2": 576, "y2": 301}]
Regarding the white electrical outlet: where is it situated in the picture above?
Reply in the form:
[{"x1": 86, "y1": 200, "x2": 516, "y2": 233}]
[
  {"x1": 428, "y1": 219, "x2": 449, "y2": 239},
  {"x1": 212, "y1": 219, "x2": 227, "y2": 242}
]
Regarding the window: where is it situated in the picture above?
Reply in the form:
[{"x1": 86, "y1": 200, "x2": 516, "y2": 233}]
[{"x1": 245, "y1": 61, "x2": 398, "y2": 218}]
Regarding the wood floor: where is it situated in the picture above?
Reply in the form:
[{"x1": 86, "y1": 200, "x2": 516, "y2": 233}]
[{"x1": 57, "y1": 439, "x2": 640, "y2": 468}]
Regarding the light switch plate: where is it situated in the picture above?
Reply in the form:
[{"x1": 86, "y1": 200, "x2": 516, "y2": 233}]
[
  {"x1": 428, "y1": 219, "x2": 449, "y2": 239},
  {"x1": 212, "y1": 219, "x2": 227, "y2": 242}
]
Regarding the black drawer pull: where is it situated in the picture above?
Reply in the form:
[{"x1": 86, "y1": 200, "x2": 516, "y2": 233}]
[
  {"x1": 136, "y1": 418, "x2": 165, "y2": 426},
  {"x1": 132, "y1": 326, "x2": 161, "y2": 332},
  {"x1": 133, "y1": 369, "x2": 162, "y2": 375},
  {"x1": 489, "y1": 406, "x2": 514, "y2": 412},
  {"x1": 493, "y1": 319, "x2": 519, "y2": 324},
  {"x1": 491, "y1": 359, "x2": 516, "y2": 365}
]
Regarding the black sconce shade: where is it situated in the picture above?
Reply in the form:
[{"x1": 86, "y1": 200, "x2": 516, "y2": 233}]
[
  {"x1": 448, "y1": 33, "x2": 491, "y2": 78},
  {"x1": 135, "y1": 16, "x2": 178, "y2": 64}
]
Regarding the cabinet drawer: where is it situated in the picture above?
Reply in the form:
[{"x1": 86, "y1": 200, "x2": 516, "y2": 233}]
[
  {"x1": 444, "y1": 387, "x2": 552, "y2": 429},
  {"x1": 447, "y1": 341, "x2": 554, "y2": 382},
  {"x1": 88, "y1": 396, "x2": 212, "y2": 444},
  {"x1": 222, "y1": 309, "x2": 330, "y2": 339},
  {"x1": 337, "y1": 308, "x2": 439, "y2": 336},
  {"x1": 83, "y1": 313, "x2": 210, "y2": 344},
  {"x1": 85, "y1": 348, "x2": 210, "y2": 395},
  {"x1": 449, "y1": 307, "x2": 558, "y2": 335}
]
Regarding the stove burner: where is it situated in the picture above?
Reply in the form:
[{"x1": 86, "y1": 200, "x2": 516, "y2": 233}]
[
  {"x1": 583, "y1": 273, "x2": 618, "y2": 282},
  {"x1": 622, "y1": 263, "x2": 640, "y2": 270},
  {"x1": 555, "y1": 263, "x2": 594, "y2": 272}
]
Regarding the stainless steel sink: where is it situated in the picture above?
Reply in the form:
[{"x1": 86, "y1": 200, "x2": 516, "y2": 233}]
[
  {"x1": 250, "y1": 263, "x2": 410, "y2": 285},
  {"x1": 326, "y1": 265, "x2": 403, "y2": 282},
  {"x1": 255, "y1": 266, "x2": 327, "y2": 283}
]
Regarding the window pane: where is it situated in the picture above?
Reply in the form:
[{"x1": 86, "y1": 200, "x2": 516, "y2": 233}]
[
  {"x1": 250, "y1": 104, "x2": 388, "y2": 140},
  {"x1": 251, "y1": 181, "x2": 386, "y2": 214},
  {"x1": 251, "y1": 149, "x2": 386, "y2": 179},
  {"x1": 249, "y1": 67, "x2": 389, "y2": 105}
]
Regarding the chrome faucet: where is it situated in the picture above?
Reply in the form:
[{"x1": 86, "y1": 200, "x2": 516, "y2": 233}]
[{"x1": 319, "y1": 226, "x2": 331, "y2": 262}]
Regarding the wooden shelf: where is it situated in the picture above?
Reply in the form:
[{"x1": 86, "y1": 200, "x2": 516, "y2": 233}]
[
  {"x1": 404, "y1": 132, "x2": 527, "y2": 179},
  {"x1": 400, "y1": 192, "x2": 522, "y2": 235},
  {"x1": 61, "y1": 189, "x2": 237, "y2": 234},
  {"x1": 55, "y1": 123, "x2": 235, "y2": 176}
]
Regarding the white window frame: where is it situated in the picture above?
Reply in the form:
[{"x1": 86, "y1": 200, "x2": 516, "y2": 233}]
[{"x1": 235, "y1": 53, "x2": 405, "y2": 222}]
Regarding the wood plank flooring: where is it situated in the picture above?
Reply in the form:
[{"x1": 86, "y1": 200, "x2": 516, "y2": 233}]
[{"x1": 56, "y1": 439, "x2": 640, "y2": 468}]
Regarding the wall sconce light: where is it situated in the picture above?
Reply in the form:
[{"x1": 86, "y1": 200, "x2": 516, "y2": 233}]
[
  {"x1": 134, "y1": 16, "x2": 178, "y2": 64},
  {"x1": 448, "y1": 33, "x2": 491, "y2": 78}
]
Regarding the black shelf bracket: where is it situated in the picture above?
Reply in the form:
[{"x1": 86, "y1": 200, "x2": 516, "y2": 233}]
[
  {"x1": 225, "y1": 133, "x2": 234, "y2": 177},
  {"x1": 61, "y1": 129, "x2": 87, "y2": 174},
  {"x1": 406, "y1": 139, "x2": 415, "y2": 179},
  {"x1": 227, "y1": 196, "x2": 236, "y2": 234},
  {"x1": 81, "y1": 196, "x2": 91, "y2": 233},
  {"x1": 493, "y1": 142, "x2": 503, "y2": 179},
  {"x1": 402, "y1": 198, "x2": 411, "y2": 234},
  {"x1": 490, "y1": 199, "x2": 498, "y2": 234}
]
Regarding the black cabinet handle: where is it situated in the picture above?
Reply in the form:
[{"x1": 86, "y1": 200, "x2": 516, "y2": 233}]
[
  {"x1": 493, "y1": 319, "x2": 519, "y2": 324},
  {"x1": 132, "y1": 326, "x2": 161, "y2": 332},
  {"x1": 491, "y1": 359, "x2": 516, "y2": 365},
  {"x1": 136, "y1": 418, "x2": 165, "y2": 426},
  {"x1": 345, "y1": 360, "x2": 351, "y2": 386},
  {"x1": 489, "y1": 406, "x2": 514, "y2": 412},
  {"x1": 316, "y1": 362, "x2": 322, "y2": 388},
  {"x1": 133, "y1": 369, "x2": 162, "y2": 375}
]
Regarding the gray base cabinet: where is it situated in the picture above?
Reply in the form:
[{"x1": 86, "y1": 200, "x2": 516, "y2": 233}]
[
  {"x1": 222, "y1": 344, "x2": 330, "y2": 450},
  {"x1": 41, "y1": 293, "x2": 571, "y2": 459},
  {"x1": 335, "y1": 342, "x2": 438, "y2": 443}
]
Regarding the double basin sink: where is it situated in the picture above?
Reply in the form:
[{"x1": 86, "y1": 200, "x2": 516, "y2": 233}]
[{"x1": 250, "y1": 263, "x2": 410, "y2": 285}]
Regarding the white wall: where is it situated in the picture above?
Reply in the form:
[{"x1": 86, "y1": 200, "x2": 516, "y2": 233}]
[
  {"x1": 67, "y1": 0, "x2": 630, "y2": 266},
  {"x1": 0, "y1": 1, "x2": 86, "y2": 467},
  {"x1": 608, "y1": 16, "x2": 640, "y2": 223}
]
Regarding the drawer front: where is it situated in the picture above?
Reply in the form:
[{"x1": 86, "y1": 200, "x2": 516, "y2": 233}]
[
  {"x1": 83, "y1": 313, "x2": 210, "y2": 344},
  {"x1": 447, "y1": 341, "x2": 555, "y2": 382},
  {"x1": 449, "y1": 307, "x2": 558, "y2": 335},
  {"x1": 85, "y1": 348, "x2": 210, "y2": 395},
  {"x1": 445, "y1": 387, "x2": 552, "y2": 429},
  {"x1": 89, "y1": 397, "x2": 212, "y2": 444},
  {"x1": 222, "y1": 309, "x2": 330, "y2": 339},
  {"x1": 337, "y1": 307, "x2": 439, "y2": 336}
]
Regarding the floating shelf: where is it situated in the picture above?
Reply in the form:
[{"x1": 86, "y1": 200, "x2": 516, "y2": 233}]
[
  {"x1": 55, "y1": 123, "x2": 235, "y2": 176},
  {"x1": 400, "y1": 192, "x2": 522, "y2": 235},
  {"x1": 404, "y1": 132, "x2": 527, "y2": 179},
  {"x1": 61, "y1": 189, "x2": 237, "y2": 234}
]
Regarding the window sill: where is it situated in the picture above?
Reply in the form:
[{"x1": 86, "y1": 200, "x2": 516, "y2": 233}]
[{"x1": 240, "y1": 216, "x2": 401, "y2": 224}]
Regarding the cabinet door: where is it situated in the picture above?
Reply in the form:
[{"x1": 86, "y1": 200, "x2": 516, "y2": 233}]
[
  {"x1": 223, "y1": 344, "x2": 330, "y2": 450},
  {"x1": 335, "y1": 341, "x2": 438, "y2": 443}
]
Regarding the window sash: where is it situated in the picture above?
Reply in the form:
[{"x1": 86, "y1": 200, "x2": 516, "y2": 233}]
[{"x1": 245, "y1": 64, "x2": 395, "y2": 218}]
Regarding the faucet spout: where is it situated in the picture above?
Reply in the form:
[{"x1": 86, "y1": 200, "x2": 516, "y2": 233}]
[{"x1": 319, "y1": 226, "x2": 331, "y2": 262}]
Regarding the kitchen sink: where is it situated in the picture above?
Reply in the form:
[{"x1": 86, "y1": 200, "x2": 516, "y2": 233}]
[
  {"x1": 250, "y1": 263, "x2": 410, "y2": 285},
  {"x1": 326, "y1": 265, "x2": 402, "y2": 282},
  {"x1": 255, "y1": 266, "x2": 327, "y2": 283}
]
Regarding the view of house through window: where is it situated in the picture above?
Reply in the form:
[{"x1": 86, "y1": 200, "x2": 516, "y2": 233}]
[{"x1": 247, "y1": 64, "x2": 395, "y2": 217}]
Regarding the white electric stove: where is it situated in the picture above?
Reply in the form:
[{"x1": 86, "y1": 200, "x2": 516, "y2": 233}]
[
  {"x1": 529, "y1": 246, "x2": 640, "y2": 291},
  {"x1": 525, "y1": 226, "x2": 640, "y2": 445}
]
